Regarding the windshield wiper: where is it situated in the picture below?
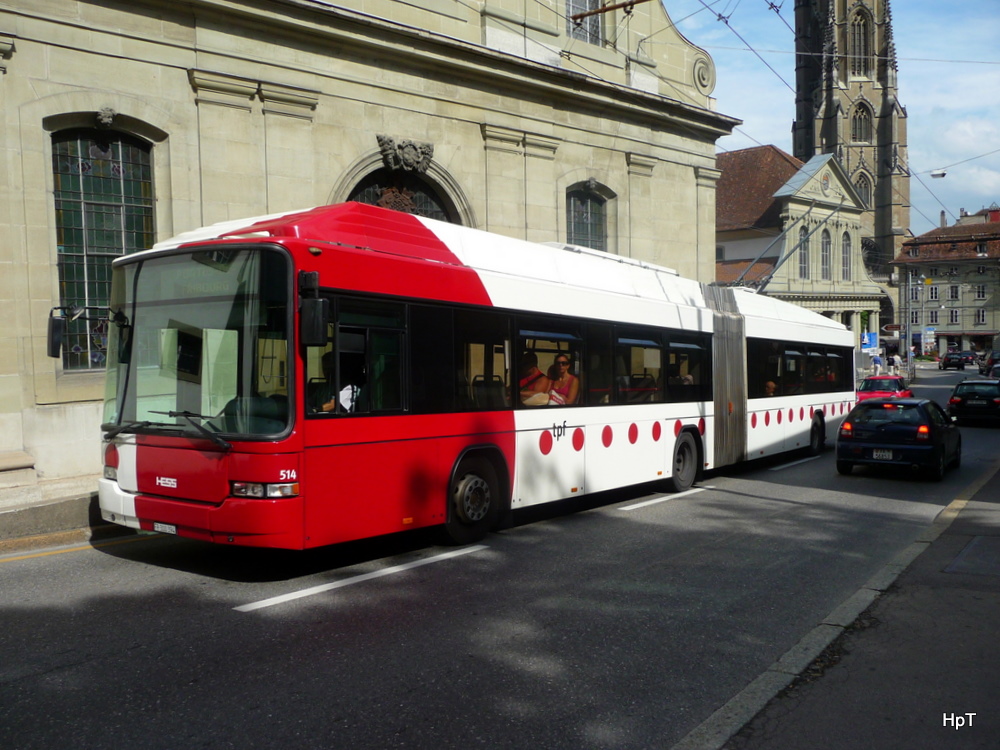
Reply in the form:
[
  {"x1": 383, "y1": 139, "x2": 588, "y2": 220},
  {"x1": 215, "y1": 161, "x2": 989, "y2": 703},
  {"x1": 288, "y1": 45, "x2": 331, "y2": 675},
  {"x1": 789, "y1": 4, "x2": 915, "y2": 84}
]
[
  {"x1": 150, "y1": 410, "x2": 232, "y2": 451},
  {"x1": 103, "y1": 420, "x2": 153, "y2": 440}
]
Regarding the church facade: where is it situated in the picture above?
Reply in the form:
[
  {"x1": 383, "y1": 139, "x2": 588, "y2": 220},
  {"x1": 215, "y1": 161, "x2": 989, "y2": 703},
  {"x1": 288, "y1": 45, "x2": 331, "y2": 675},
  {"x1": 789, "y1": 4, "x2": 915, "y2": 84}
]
[
  {"x1": 792, "y1": 0, "x2": 909, "y2": 292},
  {"x1": 0, "y1": 1, "x2": 736, "y2": 526}
]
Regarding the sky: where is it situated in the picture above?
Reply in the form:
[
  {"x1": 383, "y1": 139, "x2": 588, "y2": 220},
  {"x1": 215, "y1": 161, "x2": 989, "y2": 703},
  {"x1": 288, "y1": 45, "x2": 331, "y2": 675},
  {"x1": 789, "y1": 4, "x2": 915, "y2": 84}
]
[{"x1": 658, "y1": 0, "x2": 1000, "y2": 237}]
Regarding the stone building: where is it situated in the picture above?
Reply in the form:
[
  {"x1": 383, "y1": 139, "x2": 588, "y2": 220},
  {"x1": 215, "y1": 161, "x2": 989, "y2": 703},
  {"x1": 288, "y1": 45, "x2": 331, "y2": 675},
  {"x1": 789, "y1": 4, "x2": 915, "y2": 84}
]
[
  {"x1": 715, "y1": 145, "x2": 883, "y2": 347},
  {"x1": 0, "y1": 1, "x2": 736, "y2": 529},
  {"x1": 895, "y1": 204, "x2": 1000, "y2": 355}
]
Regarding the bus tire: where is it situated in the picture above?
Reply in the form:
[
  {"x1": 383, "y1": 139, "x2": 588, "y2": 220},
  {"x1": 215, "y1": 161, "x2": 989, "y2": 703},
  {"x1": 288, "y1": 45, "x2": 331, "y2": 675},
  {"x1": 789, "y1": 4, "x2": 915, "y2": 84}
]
[
  {"x1": 807, "y1": 417, "x2": 825, "y2": 456},
  {"x1": 444, "y1": 457, "x2": 499, "y2": 545},
  {"x1": 667, "y1": 432, "x2": 697, "y2": 493}
]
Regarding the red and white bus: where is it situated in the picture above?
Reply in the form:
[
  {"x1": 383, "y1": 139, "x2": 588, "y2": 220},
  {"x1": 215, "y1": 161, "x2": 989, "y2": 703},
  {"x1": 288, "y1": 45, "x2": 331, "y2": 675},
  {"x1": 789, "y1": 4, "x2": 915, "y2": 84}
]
[{"x1": 50, "y1": 202, "x2": 856, "y2": 549}]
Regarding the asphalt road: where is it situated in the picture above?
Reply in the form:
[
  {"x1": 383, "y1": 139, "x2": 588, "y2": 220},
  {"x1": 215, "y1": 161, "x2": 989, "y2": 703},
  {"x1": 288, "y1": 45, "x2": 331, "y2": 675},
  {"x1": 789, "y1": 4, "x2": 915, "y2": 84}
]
[{"x1": 1, "y1": 368, "x2": 986, "y2": 750}]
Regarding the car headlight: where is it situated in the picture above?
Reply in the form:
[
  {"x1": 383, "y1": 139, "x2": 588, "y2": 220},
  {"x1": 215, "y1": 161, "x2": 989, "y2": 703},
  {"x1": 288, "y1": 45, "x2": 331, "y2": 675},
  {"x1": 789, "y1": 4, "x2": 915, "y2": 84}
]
[{"x1": 231, "y1": 481, "x2": 300, "y2": 498}]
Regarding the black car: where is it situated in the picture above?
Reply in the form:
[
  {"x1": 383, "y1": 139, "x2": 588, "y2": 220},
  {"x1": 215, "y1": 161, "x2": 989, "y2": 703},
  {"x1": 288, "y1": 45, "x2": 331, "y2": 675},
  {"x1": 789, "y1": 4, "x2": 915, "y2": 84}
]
[
  {"x1": 959, "y1": 351, "x2": 978, "y2": 365},
  {"x1": 947, "y1": 379, "x2": 1000, "y2": 423},
  {"x1": 979, "y1": 351, "x2": 999, "y2": 375},
  {"x1": 939, "y1": 352, "x2": 965, "y2": 370},
  {"x1": 836, "y1": 398, "x2": 961, "y2": 480}
]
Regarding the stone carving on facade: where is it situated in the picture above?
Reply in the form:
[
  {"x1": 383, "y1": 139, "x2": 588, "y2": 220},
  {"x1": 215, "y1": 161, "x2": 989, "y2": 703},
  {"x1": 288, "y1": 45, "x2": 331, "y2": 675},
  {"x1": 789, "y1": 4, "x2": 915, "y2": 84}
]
[
  {"x1": 377, "y1": 134, "x2": 434, "y2": 173},
  {"x1": 96, "y1": 107, "x2": 117, "y2": 128}
]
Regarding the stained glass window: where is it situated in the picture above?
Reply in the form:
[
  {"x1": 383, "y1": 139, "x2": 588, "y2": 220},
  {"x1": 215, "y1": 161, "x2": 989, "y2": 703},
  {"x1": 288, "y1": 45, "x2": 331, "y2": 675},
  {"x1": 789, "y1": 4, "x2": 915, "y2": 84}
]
[
  {"x1": 53, "y1": 129, "x2": 154, "y2": 370},
  {"x1": 567, "y1": 187, "x2": 607, "y2": 252}
]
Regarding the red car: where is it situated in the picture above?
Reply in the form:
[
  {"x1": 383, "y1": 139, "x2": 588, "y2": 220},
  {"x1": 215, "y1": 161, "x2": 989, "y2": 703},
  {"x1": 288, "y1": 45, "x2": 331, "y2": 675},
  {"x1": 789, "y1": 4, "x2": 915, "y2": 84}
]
[{"x1": 856, "y1": 375, "x2": 914, "y2": 401}]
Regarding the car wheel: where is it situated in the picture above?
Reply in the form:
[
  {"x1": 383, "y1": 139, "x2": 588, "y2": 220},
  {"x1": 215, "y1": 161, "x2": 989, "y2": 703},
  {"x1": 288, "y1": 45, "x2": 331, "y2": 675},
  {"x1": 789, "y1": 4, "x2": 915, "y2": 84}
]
[
  {"x1": 950, "y1": 438, "x2": 962, "y2": 469},
  {"x1": 928, "y1": 450, "x2": 946, "y2": 482},
  {"x1": 836, "y1": 460, "x2": 853, "y2": 475}
]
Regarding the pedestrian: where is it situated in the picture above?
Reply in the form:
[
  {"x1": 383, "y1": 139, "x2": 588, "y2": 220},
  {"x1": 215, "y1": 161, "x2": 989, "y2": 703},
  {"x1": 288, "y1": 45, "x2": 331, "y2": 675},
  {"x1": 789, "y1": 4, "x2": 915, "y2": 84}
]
[{"x1": 872, "y1": 351, "x2": 883, "y2": 376}]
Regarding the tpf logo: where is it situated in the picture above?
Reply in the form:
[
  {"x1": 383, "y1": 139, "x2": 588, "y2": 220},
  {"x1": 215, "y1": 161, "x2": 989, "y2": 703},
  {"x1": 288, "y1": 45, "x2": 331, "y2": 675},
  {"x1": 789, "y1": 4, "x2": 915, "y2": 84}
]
[{"x1": 156, "y1": 476, "x2": 178, "y2": 489}]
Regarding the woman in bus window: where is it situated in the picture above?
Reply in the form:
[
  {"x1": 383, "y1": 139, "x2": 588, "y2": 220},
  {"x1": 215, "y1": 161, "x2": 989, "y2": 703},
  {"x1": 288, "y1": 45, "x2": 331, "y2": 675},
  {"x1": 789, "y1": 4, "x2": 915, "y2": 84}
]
[{"x1": 547, "y1": 354, "x2": 580, "y2": 405}]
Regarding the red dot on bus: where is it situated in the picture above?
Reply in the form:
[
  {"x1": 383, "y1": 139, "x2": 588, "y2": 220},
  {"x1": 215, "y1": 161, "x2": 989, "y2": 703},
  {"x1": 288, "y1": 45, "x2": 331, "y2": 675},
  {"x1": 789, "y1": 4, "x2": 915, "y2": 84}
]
[
  {"x1": 777, "y1": 410, "x2": 783, "y2": 424},
  {"x1": 810, "y1": 406, "x2": 815, "y2": 418},
  {"x1": 602, "y1": 425, "x2": 613, "y2": 447},
  {"x1": 628, "y1": 423, "x2": 638, "y2": 444},
  {"x1": 765, "y1": 411, "x2": 770, "y2": 426},
  {"x1": 573, "y1": 428, "x2": 585, "y2": 451},
  {"x1": 674, "y1": 420, "x2": 682, "y2": 437},
  {"x1": 751, "y1": 412, "x2": 757, "y2": 428},
  {"x1": 652, "y1": 421, "x2": 662, "y2": 441},
  {"x1": 698, "y1": 418, "x2": 705, "y2": 435},
  {"x1": 539, "y1": 430, "x2": 553, "y2": 455},
  {"x1": 788, "y1": 408, "x2": 794, "y2": 422},
  {"x1": 800, "y1": 407, "x2": 805, "y2": 421}
]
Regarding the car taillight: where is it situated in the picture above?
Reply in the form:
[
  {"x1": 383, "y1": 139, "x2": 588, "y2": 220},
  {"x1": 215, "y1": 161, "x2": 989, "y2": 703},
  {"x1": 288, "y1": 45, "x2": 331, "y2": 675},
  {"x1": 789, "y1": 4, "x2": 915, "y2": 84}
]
[
  {"x1": 916, "y1": 424, "x2": 930, "y2": 440},
  {"x1": 949, "y1": 397, "x2": 962, "y2": 405},
  {"x1": 840, "y1": 420, "x2": 853, "y2": 437},
  {"x1": 103, "y1": 442, "x2": 119, "y2": 481}
]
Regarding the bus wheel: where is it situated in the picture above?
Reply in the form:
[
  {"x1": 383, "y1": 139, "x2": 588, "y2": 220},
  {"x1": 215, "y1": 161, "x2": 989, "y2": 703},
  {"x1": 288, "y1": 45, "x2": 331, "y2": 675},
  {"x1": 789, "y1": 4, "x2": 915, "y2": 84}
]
[
  {"x1": 668, "y1": 432, "x2": 697, "y2": 493},
  {"x1": 444, "y1": 458, "x2": 498, "y2": 545},
  {"x1": 807, "y1": 418, "x2": 825, "y2": 456}
]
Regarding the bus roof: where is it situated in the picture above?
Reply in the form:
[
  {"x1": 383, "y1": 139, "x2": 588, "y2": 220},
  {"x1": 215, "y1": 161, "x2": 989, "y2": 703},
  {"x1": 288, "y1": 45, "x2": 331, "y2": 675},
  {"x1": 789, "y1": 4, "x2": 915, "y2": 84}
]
[{"x1": 144, "y1": 202, "x2": 849, "y2": 343}]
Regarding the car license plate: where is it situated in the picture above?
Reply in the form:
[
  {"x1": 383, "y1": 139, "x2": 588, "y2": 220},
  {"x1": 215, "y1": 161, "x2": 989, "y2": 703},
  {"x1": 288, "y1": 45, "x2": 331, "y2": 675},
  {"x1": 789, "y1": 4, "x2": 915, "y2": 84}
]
[
  {"x1": 872, "y1": 449, "x2": 893, "y2": 460},
  {"x1": 968, "y1": 400, "x2": 987, "y2": 405},
  {"x1": 153, "y1": 522, "x2": 177, "y2": 534}
]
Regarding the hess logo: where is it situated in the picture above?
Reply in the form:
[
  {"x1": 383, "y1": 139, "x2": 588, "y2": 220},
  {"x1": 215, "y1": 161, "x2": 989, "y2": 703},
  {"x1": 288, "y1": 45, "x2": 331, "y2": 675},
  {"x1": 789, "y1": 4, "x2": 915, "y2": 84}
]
[{"x1": 155, "y1": 476, "x2": 178, "y2": 488}]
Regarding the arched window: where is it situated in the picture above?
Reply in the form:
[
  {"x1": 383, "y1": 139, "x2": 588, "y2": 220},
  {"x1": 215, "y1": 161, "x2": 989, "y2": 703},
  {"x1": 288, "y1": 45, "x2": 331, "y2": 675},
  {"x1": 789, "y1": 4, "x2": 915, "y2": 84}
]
[
  {"x1": 849, "y1": 12, "x2": 873, "y2": 77},
  {"x1": 854, "y1": 173, "x2": 872, "y2": 208},
  {"x1": 348, "y1": 168, "x2": 457, "y2": 223},
  {"x1": 567, "y1": 182, "x2": 608, "y2": 252},
  {"x1": 567, "y1": 0, "x2": 602, "y2": 45},
  {"x1": 798, "y1": 227, "x2": 810, "y2": 280},
  {"x1": 842, "y1": 232, "x2": 853, "y2": 281},
  {"x1": 821, "y1": 230, "x2": 832, "y2": 280},
  {"x1": 851, "y1": 106, "x2": 872, "y2": 143},
  {"x1": 52, "y1": 129, "x2": 154, "y2": 370}
]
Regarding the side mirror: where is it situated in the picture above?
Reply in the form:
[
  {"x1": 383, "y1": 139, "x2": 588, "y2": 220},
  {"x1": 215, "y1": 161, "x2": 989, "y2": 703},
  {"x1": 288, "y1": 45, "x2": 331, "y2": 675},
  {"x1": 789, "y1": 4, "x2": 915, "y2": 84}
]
[
  {"x1": 47, "y1": 311, "x2": 66, "y2": 358},
  {"x1": 299, "y1": 297, "x2": 329, "y2": 347}
]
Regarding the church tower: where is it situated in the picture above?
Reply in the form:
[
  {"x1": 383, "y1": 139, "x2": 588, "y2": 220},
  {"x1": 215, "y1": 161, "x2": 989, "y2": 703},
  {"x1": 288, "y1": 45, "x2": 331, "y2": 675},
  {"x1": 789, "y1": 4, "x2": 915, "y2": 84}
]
[{"x1": 792, "y1": 0, "x2": 909, "y2": 282}]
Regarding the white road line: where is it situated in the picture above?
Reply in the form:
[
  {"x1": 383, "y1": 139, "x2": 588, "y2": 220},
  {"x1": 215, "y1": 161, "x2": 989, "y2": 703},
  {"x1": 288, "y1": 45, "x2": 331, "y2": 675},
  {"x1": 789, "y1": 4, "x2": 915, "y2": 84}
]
[
  {"x1": 768, "y1": 455, "x2": 822, "y2": 471},
  {"x1": 619, "y1": 486, "x2": 712, "y2": 511},
  {"x1": 234, "y1": 544, "x2": 488, "y2": 612}
]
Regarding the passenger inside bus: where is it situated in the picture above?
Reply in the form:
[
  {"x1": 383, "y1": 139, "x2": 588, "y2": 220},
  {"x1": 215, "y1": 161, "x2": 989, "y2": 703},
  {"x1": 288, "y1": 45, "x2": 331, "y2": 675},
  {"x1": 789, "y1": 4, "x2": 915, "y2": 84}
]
[
  {"x1": 308, "y1": 351, "x2": 366, "y2": 413},
  {"x1": 547, "y1": 354, "x2": 579, "y2": 405},
  {"x1": 519, "y1": 351, "x2": 550, "y2": 404}
]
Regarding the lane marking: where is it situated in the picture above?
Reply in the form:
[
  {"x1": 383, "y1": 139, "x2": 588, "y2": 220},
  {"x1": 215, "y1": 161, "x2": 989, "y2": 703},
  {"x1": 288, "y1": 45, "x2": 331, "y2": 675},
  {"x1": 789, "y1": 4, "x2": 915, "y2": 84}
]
[
  {"x1": 234, "y1": 544, "x2": 489, "y2": 612},
  {"x1": 0, "y1": 533, "x2": 164, "y2": 564},
  {"x1": 768, "y1": 455, "x2": 821, "y2": 471},
  {"x1": 619, "y1": 486, "x2": 712, "y2": 511}
]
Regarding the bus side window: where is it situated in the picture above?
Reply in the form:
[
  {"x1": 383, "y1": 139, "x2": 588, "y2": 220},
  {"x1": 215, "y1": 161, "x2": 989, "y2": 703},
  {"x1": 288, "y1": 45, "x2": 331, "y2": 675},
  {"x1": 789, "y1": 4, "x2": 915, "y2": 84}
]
[
  {"x1": 457, "y1": 310, "x2": 511, "y2": 411},
  {"x1": 666, "y1": 334, "x2": 709, "y2": 403},
  {"x1": 409, "y1": 305, "x2": 455, "y2": 413},
  {"x1": 616, "y1": 328, "x2": 664, "y2": 404}
]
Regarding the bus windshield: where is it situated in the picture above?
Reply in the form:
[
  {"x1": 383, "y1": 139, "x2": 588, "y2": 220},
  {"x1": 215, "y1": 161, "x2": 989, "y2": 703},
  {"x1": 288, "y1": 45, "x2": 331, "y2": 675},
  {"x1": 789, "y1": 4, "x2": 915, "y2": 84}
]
[{"x1": 103, "y1": 246, "x2": 292, "y2": 439}]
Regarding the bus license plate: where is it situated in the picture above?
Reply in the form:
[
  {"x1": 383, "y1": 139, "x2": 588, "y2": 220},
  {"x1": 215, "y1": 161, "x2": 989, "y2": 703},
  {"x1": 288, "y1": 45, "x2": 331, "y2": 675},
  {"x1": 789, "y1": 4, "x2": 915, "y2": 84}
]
[
  {"x1": 153, "y1": 522, "x2": 177, "y2": 535},
  {"x1": 872, "y1": 449, "x2": 893, "y2": 460}
]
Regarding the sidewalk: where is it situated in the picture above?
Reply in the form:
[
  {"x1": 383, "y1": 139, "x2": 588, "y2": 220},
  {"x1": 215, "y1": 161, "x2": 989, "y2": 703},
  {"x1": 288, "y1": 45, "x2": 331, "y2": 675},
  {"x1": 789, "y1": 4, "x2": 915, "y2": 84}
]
[{"x1": 714, "y1": 463, "x2": 1000, "y2": 750}]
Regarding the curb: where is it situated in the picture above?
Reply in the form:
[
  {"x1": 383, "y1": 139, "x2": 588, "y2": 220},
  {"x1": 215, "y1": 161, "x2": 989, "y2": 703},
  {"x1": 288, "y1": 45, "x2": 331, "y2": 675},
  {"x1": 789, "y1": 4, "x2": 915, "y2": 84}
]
[{"x1": 667, "y1": 458, "x2": 1000, "y2": 750}]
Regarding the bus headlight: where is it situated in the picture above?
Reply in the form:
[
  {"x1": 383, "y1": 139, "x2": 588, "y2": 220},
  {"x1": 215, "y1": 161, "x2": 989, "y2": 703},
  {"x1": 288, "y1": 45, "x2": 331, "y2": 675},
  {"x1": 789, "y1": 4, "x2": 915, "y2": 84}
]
[{"x1": 231, "y1": 481, "x2": 300, "y2": 498}]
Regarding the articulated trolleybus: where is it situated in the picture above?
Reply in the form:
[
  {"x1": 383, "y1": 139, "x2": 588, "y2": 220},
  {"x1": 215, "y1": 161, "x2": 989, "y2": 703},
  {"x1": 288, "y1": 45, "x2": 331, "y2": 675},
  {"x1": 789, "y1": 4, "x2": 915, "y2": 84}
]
[{"x1": 56, "y1": 202, "x2": 855, "y2": 549}]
